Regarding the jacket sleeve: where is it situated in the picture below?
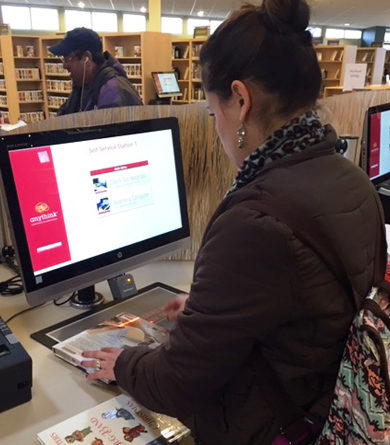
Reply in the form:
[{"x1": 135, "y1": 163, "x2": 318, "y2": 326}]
[{"x1": 114, "y1": 206, "x2": 297, "y2": 417}]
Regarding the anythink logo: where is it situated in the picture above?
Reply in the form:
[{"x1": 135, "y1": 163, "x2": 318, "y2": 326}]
[
  {"x1": 30, "y1": 202, "x2": 58, "y2": 224},
  {"x1": 35, "y1": 202, "x2": 49, "y2": 213}
]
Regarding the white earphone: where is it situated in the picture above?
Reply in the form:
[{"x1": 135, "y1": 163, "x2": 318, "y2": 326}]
[{"x1": 80, "y1": 56, "x2": 89, "y2": 112}]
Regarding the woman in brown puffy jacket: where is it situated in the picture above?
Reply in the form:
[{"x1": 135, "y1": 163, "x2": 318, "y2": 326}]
[{"x1": 81, "y1": 1, "x2": 387, "y2": 443}]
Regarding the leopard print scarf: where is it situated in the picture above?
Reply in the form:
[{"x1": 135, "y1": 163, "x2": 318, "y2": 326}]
[{"x1": 228, "y1": 110, "x2": 326, "y2": 194}]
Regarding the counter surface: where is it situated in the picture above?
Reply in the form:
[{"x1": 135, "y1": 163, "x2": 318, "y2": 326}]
[{"x1": 0, "y1": 260, "x2": 194, "y2": 445}]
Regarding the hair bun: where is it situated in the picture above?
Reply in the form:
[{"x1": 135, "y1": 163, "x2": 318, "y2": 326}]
[{"x1": 263, "y1": 0, "x2": 310, "y2": 33}]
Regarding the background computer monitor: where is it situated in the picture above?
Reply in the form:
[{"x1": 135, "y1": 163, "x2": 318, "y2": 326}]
[
  {"x1": 151, "y1": 72, "x2": 182, "y2": 98},
  {"x1": 0, "y1": 117, "x2": 190, "y2": 307},
  {"x1": 361, "y1": 102, "x2": 390, "y2": 186}
]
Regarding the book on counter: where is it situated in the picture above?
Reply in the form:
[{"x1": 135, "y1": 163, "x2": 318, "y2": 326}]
[
  {"x1": 36, "y1": 393, "x2": 191, "y2": 444},
  {"x1": 53, "y1": 312, "x2": 169, "y2": 378}
]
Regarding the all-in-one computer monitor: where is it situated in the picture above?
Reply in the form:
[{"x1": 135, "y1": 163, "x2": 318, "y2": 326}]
[
  {"x1": 0, "y1": 117, "x2": 190, "y2": 308},
  {"x1": 361, "y1": 102, "x2": 390, "y2": 186},
  {"x1": 151, "y1": 72, "x2": 182, "y2": 99}
]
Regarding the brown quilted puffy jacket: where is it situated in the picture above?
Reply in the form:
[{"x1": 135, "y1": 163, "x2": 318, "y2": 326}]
[{"x1": 115, "y1": 126, "x2": 387, "y2": 445}]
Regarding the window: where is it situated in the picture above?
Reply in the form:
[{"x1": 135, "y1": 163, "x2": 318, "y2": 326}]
[
  {"x1": 1, "y1": 5, "x2": 31, "y2": 30},
  {"x1": 31, "y1": 8, "x2": 59, "y2": 31},
  {"x1": 324, "y1": 28, "x2": 362, "y2": 41},
  {"x1": 64, "y1": 10, "x2": 92, "y2": 31},
  {"x1": 385, "y1": 32, "x2": 390, "y2": 43},
  {"x1": 1, "y1": 5, "x2": 59, "y2": 31},
  {"x1": 307, "y1": 27, "x2": 322, "y2": 38},
  {"x1": 210, "y1": 20, "x2": 223, "y2": 35},
  {"x1": 161, "y1": 17, "x2": 183, "y2": 35},
  {"x1": 187, "y1": 18, "x2": 209, "y2": 37},
  {"x1": 123, "y1": 14, "x2": 146, "y2": 32},
  {"x1": 344, "y1": 29, "x2": 362, "y2": 40},
  {"x1": 325, "y1": 28, "x2": 345, "y2": 39},
  {"x1": 92, "y1": 12, "x2": 117, "y2": 32}
]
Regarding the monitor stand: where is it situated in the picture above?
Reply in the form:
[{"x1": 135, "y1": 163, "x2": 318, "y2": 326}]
[{"x1": 69, "y1": 285, "x2": 105, "y2": 309}]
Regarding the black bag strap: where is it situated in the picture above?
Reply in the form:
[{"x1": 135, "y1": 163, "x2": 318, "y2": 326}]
[{"x1": 241, "y1": 197, "x2": 357, "y2": 441}]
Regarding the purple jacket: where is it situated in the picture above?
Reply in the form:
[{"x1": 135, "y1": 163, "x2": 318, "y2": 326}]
[{"x1": 58, "y1": 52, "x2": 142, "y2": 115}]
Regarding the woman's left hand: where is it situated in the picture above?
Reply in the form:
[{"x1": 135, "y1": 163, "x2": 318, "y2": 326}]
[{"x1": 81, "y1": 347, "x2": 124, "y2": 381}]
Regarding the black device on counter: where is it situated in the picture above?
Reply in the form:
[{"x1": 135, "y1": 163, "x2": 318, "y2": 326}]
[
  {"x1": 0, "y1": 316, "x2": 32, "y2": 412},
  {"x1": 108, "y1": 273, "x2": 138, "y2": 300}
]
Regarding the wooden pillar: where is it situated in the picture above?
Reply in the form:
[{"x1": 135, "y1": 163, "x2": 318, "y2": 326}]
[
  {"x1": 183, "y1": 18, "x2": 188, "y2": 37},
  {"x1": 58, "y1": 7, "x2": 65, "y2": 33},
  {"x1": 147, "y1": 0, "x2": 161, "y2": 32},
  {"x1": 117, "y1": 11, "x2": 123, "y2": 33}
]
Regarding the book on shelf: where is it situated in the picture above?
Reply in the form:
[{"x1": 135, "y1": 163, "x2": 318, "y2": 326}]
[
  {"x1": 52, "y1": 312, "x2": 169, "y2": 380},
  {"x1": 330, "y1": 50, "x2": 340, "y2": 61},
  {"x1": 37, "y1": 393, "x2": 191, "y2": 445},
  {"x1": 183, "y1": 66, "x2": 189, "y2": 80},
  {"x1": 361, "y1": 52, "x2": 369, "y2": 62},
  {"x1": 182, "y1": 46, "x2": 189, "y2": 59},
  {"x1": 191, "y1": 63, "x2": 201, "y2": 80},
  {"x1": 192, "y1": 43, "x2": 203, "y2": 58},
  {"x1": 192, "y1": 87, "x2": 204, "y2": 101}
]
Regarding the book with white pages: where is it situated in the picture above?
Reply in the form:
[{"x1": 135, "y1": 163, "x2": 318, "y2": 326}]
[{"x1": 52, "y1": 312, "x2": 169, "y2": 379}]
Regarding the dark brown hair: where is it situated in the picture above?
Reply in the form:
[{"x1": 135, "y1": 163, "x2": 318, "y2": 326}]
[{"x1": 199, "y1": 0, "x2": 321, "y2": 114}]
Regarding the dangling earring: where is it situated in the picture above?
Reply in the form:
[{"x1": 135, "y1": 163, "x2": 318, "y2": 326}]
[{"x1": 237, "y1": 123, "x2": 246, "y2": 150}]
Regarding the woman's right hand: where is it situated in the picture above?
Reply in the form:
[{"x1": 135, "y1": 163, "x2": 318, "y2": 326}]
[{"x1": 163, "y1": 293, "x2": 189, "y2": 322}]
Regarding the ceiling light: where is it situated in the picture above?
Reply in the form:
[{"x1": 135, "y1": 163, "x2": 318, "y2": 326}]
[
  {"x1": 197, "y1": 11, "x2": 204, "y2": 17},
  {"x1": 344, "y1": 23, "x2": 350, "y2": 26},
  {"x1": 78, "y1": 1, "x2": 85, "y2": 7},
  {"x1": 140, "y1": 6, "x2": 147, "y2": 13}
]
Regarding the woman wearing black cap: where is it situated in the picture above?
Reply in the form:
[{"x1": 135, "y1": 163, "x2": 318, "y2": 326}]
[{"x1": 50, "y1": 27, "x2": 142, "y2": 114}]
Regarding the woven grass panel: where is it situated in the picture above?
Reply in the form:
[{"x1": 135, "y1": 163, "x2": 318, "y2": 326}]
[
  {"x1": 9, "y1": 90, "x2": 390, "y2": 261},
  {"x1": 319, "y1": 89, "x2": 390, "y2": 144},
  {"x1": 10, "y1": 105, "x2": 234, "y2": 261}
]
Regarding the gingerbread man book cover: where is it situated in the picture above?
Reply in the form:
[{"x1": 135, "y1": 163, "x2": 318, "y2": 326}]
[{"x1": 36, "y1": 393, "x2": 190, "y2": 445}]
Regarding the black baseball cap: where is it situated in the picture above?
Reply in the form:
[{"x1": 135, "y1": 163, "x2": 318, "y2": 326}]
[{"x1": 49, "y1": 27, "x2": 102, "y2": 56}]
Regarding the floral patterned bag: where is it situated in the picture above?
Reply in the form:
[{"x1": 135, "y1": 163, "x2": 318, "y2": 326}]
[{"x1": 315, "y1": 286, "x2": 390, "y2": 445}]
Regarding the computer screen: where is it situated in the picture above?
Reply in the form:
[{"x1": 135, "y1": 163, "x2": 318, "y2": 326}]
[
  {"x1": 361, "y1": 102, "x2": 390, "y2": 185},
  {"x1": 151, "y1": 72, "x2": 182, "y2": 98},
  {"x1": 0, "y1": 117, "x2": 190, "y2": 306}
]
